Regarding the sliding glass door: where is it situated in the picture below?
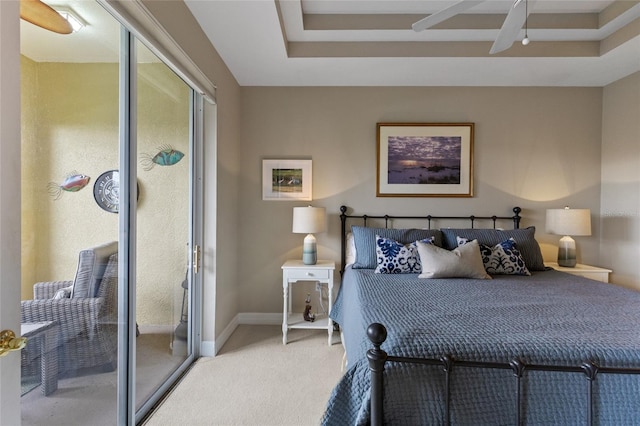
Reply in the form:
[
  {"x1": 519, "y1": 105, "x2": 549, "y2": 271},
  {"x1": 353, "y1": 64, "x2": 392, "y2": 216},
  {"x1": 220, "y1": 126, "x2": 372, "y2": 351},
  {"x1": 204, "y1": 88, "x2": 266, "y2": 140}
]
[
  {"x1": 19, "y1": 2, "x2": 203, "y2": 424},
  {"x1": 134, "y1": 39, "x2": 196, "y2": 413}
]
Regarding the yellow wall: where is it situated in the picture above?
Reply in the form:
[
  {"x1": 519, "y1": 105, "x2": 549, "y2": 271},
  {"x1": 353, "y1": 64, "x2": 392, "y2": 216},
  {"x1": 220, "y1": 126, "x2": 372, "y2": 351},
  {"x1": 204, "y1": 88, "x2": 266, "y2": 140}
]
[
  {"x1": 20, "y1": 56, "x2": 190, "y2": 326},
  {"x1": 136, "y1": 62, "x2": 191, "y2": 325},
  {"x1": 21, "y1": 55, "x2": 39, "y2": 296},
  {"x1": 20, "y1": 56, "x2": 120, "y2": 296}
]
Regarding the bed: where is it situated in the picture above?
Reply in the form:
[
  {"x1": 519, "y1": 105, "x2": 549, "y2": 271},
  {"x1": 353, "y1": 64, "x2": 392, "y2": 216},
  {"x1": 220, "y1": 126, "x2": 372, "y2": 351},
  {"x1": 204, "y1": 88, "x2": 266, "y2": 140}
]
[{"x1": 322, "y1": 206, "x2": 640, "y2": 426}]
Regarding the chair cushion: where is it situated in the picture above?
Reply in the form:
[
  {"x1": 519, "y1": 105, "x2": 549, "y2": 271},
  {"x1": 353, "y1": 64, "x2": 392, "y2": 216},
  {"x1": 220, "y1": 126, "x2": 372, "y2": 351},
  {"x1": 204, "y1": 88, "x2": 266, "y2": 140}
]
[
  {"x1": 53, "y1": 285, "x2": 73, "y2": 299},
  {"x1": 71, "y1": 241, "x2": 118, "y2": 298}
]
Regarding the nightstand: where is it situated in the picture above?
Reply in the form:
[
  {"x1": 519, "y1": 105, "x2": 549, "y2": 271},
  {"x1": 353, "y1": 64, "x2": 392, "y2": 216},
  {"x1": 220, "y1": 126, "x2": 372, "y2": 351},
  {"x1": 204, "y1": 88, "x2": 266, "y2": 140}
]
[
  {"x1": 546, "y1": 262, "x2": 612, "y2": 283},
  {"x1": 281, "y1": 260, "x2": 335, "y2": 345}
]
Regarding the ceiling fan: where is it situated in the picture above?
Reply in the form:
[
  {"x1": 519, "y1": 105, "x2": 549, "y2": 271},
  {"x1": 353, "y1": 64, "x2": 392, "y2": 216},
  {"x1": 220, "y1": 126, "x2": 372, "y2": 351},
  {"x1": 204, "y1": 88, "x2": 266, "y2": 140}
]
[
  {"x1": 412, "y1": 0, "x2": 535, "y2": 54},
  {"x1": 20, "y1": 0, "x2": 73, "y2": 34}
]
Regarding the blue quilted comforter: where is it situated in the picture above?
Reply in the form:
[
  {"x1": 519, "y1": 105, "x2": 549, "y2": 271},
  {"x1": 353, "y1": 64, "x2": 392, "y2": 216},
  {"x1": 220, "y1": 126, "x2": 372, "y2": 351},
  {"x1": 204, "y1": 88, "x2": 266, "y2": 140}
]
[{"x1": 322, "y1": 268, "x2": 640, "y2": 425}]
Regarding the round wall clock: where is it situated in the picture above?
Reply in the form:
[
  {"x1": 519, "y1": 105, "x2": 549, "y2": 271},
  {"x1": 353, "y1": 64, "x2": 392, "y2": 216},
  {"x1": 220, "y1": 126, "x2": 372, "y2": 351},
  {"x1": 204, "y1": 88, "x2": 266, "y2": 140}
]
[{"x1": 93, "y1": 170, "x2": 120, "y2": 213}]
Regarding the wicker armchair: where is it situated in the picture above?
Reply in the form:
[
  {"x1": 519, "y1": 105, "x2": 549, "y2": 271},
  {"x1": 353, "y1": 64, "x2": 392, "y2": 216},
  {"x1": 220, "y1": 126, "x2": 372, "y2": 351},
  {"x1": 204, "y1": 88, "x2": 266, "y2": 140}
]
[{"x1": 21, "y1": 242, "x2": 119, "y2": 376}]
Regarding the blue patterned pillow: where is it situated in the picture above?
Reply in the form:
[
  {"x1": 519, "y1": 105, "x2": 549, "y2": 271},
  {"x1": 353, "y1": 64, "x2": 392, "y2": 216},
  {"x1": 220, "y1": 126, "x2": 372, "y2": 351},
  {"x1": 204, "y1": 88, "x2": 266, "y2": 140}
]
[
  {"x1": 457, "y1": 237, "x2": 531, "y2": 276},
  {"x1": 352, "y1": 226, "x2": 442, "y2": 269},
  {"x1": 375, "y1": 235, "x2": 434, "y2": 274},
  {"x1": 442, "y1": 227, "x2": 544, "y2": 271}
]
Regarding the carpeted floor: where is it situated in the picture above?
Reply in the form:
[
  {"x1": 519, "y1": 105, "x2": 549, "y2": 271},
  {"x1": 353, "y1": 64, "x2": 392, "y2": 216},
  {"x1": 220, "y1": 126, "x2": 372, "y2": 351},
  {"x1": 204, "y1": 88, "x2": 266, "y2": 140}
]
[{"x1": 144, "y1": 325, "x2": 345, "y2": 426}]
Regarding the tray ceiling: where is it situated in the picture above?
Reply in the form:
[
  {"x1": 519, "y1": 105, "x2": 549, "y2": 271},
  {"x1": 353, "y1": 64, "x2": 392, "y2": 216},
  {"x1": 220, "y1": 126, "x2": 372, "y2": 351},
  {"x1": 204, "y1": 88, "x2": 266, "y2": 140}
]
[{"x1": 185, "y1": 0, "x2": 640, "y2": 86}]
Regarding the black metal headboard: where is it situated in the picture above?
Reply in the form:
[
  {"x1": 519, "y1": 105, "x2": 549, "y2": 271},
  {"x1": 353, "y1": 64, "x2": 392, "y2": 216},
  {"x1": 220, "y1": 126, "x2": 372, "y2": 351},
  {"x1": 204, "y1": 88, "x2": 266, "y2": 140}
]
[{"x1": 339, "y1": 206, "x2": 522, "y2": 276}]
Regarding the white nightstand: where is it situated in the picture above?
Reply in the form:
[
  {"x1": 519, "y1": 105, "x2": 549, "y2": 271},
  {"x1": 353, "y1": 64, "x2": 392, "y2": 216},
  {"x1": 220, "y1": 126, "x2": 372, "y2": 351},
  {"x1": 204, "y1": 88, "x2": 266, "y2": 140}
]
[
  {"x1": 281, "y1": 260, "x2": 335, "y2": 345},
  {"x1": 546, "y1": 262, "x2": 612, "y2": 283}
]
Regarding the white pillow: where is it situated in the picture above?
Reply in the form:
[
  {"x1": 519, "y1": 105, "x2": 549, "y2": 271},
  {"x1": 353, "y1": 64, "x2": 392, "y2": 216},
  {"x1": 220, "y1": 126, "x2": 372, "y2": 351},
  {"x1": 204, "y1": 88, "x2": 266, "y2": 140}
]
[
  {"x1": 53, "y1": 285, "x2": 73, "y2": 299},
  {"x1": 456, "y1": 236, "x2": 531, "y2": 276},
  {"x1": 417, "y1": 239, "x2": 491, "y2": 279},
  {"x1": 345, "y1": 232, "x2": 356, "y2": 267}
]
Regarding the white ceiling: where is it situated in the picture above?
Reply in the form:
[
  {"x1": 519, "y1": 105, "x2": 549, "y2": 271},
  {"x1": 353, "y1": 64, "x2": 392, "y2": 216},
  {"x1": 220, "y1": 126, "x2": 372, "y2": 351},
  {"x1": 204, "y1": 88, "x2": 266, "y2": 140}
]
[
  {"x1": 20, "y1": 1, "x2": 640, "y2": 87},
  {"x1": 184, "y1": 0, "x2": 640, "y2": 86}
]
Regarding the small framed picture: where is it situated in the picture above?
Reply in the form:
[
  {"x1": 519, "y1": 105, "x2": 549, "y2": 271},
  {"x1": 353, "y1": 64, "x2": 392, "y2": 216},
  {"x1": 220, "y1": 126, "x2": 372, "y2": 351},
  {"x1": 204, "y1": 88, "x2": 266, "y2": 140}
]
[
  {"x1": 262, "y1": 159, "x2": 312, "y2": 201},
  {"x1": 377, "y1": 123, "x2": 474, "y2": 197}
]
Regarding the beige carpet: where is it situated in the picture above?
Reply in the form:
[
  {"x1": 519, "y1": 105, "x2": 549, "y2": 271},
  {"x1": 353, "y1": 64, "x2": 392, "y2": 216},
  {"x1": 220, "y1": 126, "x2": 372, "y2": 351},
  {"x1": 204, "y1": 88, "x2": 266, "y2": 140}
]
[{"x1": 144, "y1": 325, "x2": 345, "y2": 426}]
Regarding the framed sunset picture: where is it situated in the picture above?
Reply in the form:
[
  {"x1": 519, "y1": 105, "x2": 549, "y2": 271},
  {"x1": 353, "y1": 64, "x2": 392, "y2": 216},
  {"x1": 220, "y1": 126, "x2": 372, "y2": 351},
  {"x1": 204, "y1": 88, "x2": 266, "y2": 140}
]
[{"x1": 376, "y1": 123, "x2": 474, "y2": 197}]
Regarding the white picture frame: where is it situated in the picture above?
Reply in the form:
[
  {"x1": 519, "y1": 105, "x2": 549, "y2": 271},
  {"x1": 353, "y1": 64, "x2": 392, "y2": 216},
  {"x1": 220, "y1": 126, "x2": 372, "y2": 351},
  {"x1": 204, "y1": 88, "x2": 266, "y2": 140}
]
[{"x1": 262, "y1": 159, "x2": 312, "y2": 201}]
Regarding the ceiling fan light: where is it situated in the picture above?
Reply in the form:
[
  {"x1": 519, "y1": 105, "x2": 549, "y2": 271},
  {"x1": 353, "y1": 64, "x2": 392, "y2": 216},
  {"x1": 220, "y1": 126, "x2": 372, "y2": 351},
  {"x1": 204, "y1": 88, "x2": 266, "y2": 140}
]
[
  {"x1": 522, "y1": 36, "x2": 530, "y2": 46},
  {"x1": 54, "y1": 7, "x2": 85, "y2": 32}
]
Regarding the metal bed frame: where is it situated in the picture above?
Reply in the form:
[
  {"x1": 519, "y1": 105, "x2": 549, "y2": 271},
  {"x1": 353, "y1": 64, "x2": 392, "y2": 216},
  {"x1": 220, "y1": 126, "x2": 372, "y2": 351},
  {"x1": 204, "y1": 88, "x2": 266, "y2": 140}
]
[
  {"x1": 338, "y1": 205, "x2": 640, "y2": 425},
  {"x1": 366, "y1": 323, "x2": 640, "y2": 426},
  {"x1": 339, "y1": 204, "x2": 522, "y2": 276}
]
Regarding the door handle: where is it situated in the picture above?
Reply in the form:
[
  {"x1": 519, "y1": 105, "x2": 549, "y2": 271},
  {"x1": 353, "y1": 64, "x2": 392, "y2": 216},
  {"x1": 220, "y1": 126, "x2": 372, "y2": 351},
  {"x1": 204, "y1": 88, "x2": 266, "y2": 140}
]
[
  {"x1": 193, "y1": 245, "x2": 201, "y2": 274},
  {"x1": 0, "y1": 329, "x2": 27, "y2": 357}
]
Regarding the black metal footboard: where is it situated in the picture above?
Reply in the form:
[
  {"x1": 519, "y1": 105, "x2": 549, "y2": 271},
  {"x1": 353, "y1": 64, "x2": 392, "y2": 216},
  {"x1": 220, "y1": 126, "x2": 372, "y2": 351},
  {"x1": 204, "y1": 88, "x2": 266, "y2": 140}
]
[{"x1": 366, "y1": 323, "x2": 640, "y2": 426}]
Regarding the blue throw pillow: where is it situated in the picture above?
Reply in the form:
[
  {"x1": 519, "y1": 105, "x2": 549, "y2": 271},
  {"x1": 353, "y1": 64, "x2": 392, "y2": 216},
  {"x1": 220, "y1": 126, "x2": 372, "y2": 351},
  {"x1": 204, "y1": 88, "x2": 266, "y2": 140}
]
[
  {"x1": 352, "y1": 226, "x2": 442, "y2": 269},
  {"x1": 457, "y1": 237, "x2": 531, "y2": 276},
  {"x1": 442, "y1": 227, "x2": 545, "y2": 271},
  {"x1": 375, "y1": 236, "x2": 435, "y2": 274}
]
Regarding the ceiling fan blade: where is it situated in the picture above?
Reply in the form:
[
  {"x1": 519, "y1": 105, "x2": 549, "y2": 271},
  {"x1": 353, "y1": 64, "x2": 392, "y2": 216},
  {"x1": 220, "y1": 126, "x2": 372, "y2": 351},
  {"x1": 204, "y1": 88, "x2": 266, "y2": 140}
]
[
  {"x1": 20, "y1": 0, "x2": 73, "y2": 34},
  {"x1": 412, "y1": 0, "x2": 485, "y2": 32},
  {"x1": 489, "y1": 0, "x2": 536, "y2": 54}
]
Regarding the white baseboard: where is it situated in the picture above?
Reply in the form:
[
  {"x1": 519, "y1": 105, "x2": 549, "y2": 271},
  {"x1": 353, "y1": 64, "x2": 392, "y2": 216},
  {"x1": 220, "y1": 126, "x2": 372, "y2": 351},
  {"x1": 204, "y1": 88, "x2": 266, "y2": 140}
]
[
  {"x1": 201, "y1": 312, "x2": 282, "y2": 357},
  {"x1": 237, "y1": 312, "x2": 282, "y2": 325},
  {"x1": 200, "y1": 340, "x2": 216, "y2": 357}
]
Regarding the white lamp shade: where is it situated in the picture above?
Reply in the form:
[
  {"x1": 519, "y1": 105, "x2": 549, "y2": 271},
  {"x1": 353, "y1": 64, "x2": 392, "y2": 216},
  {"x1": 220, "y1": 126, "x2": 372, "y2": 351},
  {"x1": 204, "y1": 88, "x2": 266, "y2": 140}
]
[
  {"x1": 545, "y1": 208, "x2": 591, "y2": 236},
  {"x1": 292, "y1": 207, "x2": 326, "y2": 234}
]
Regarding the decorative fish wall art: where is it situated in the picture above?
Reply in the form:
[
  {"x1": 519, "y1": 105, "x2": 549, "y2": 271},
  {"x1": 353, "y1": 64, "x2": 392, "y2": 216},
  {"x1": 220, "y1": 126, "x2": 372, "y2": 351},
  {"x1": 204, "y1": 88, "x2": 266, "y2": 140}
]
[
  {"x1": 140, "y1": 145, "x2": 185, "y2": 171},
  {"x1": 47, "y1": 172, "x2": 91, "y2": 200}
]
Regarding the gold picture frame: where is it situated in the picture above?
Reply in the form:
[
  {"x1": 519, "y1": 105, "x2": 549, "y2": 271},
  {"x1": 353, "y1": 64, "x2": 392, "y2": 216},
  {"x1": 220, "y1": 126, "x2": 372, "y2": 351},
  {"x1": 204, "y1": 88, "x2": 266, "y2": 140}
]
[{"x1": 377, "y1": 123, "x2": 474, "y2": 197}]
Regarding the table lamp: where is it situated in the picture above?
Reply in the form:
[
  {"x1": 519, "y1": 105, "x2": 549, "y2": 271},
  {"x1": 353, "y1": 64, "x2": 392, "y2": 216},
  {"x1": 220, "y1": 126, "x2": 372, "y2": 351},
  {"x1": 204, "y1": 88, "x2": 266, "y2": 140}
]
[
  {"x1": 292, "y1": 206, "x2": 326, "y2": 265},
  {"x1": 545, "y1": 207, "x2": 591, "y2": 267}
]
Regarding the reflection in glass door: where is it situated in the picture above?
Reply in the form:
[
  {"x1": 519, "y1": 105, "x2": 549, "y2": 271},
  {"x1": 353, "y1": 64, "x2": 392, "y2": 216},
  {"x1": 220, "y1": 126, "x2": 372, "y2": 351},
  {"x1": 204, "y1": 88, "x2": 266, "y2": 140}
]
[
  {"x1": 134, "y1": 40, "x2": 193, "y2": 411},
  {"x1": 20, "y1": 2, "x2": 121, "y2": 424}
]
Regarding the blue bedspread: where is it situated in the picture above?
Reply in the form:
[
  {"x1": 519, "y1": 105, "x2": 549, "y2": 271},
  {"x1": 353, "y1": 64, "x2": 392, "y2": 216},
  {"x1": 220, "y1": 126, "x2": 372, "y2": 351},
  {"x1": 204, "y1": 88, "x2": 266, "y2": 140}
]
[{"x1": 322, "y1": 268, "x2": 640, "y2": 425}]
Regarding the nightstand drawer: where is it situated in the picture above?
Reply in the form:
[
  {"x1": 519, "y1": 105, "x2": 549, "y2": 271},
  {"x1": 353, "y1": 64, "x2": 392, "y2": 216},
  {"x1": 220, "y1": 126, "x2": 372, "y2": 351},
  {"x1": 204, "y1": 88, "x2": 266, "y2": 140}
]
[{"x1": 285, "y1": 269, "x2": 330, "y2": 280}]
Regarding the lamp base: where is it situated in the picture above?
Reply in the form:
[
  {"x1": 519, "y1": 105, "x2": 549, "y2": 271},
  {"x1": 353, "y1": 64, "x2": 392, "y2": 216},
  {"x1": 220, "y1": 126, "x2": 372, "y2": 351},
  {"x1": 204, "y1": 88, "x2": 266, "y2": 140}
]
[
  {"x1": 557, "y1": 235, "x2": 577, "y2": 267},
  {"x1": 302, "y1": 234, "x2": 317, "y2": 265}
]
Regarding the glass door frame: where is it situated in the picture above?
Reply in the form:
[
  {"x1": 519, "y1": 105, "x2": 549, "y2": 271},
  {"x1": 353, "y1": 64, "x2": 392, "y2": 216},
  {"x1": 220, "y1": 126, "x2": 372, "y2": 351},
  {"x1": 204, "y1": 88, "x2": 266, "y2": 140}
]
[{"x1": 116, "y1": 27, "x2": 204, "y2": 425}]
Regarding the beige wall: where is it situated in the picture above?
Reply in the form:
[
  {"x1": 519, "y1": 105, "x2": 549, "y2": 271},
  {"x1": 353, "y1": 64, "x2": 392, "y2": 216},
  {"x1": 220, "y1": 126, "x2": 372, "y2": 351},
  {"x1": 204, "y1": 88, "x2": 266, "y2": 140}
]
[
  {"x1": 601, "y1": 71, "x2": 640, "y2": 291},
  {"x1": 239, "y1": 86, "x2": 606, "y2": 313}
]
